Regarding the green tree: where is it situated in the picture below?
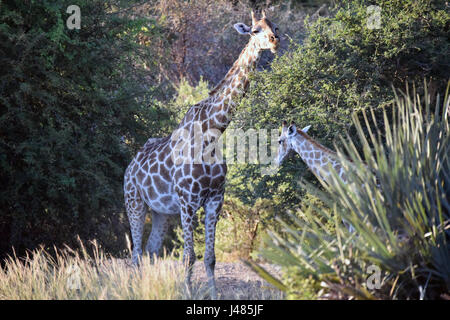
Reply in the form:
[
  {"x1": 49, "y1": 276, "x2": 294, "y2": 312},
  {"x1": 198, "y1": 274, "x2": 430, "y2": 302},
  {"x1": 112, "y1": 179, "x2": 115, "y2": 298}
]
[{"x1": 0, "y1": 0, "x2": 173, "y2": 260}]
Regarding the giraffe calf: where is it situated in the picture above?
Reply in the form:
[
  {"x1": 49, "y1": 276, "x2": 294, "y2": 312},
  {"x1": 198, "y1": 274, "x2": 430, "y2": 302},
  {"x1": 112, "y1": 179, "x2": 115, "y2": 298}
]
[{"x1": 277, "y1": 121, "x2": 356, "y2": 232}]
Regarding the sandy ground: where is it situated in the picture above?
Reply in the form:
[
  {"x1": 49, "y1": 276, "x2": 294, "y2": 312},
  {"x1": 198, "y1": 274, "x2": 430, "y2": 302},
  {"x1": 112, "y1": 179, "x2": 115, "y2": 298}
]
[{"x1": 191, "y1": 261, "x2": 283, "y2": 300}]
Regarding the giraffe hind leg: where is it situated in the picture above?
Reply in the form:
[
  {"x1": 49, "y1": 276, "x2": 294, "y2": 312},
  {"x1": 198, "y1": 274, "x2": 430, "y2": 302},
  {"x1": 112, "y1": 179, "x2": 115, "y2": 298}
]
[
  {"x1": 125, "y1": 187, "x2": 147, "y2": 265},
  {"x1": 203, "y1": 195, "x2": 224, "y2": 300},
  {"x1": 145, "y1": 211, "x2": 169, "y2": 259},
  {"x1": 179, "y1": 202, "x2": 198, "y2": 296}
]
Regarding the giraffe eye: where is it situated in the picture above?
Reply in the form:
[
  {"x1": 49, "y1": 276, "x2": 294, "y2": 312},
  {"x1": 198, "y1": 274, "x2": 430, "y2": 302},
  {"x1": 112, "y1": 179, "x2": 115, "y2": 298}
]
[{"x1": 252, "y1": 29, "x2": 260, "y2": 34}]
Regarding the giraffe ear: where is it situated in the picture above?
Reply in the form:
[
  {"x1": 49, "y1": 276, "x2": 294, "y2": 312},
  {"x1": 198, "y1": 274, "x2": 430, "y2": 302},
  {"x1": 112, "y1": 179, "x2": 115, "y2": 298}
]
[
  {"x1": 301, "y1": 125, "x2": 311, "y2": 133},
  {"x1": 234, "y1": 23, "x2": 251, "y2": 35},
  {"x1": 288, "y1": 124, "x2": 297, "y2": 136}
]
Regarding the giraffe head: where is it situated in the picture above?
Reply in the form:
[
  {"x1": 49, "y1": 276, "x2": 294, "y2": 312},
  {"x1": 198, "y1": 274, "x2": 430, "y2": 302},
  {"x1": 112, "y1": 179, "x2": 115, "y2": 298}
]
[
  {"x1": 233, "y1": 10, "x2": 280, "y2": 53},
  {"x1": 277, "y1": 120, "x2": 311, "y2": 165}
]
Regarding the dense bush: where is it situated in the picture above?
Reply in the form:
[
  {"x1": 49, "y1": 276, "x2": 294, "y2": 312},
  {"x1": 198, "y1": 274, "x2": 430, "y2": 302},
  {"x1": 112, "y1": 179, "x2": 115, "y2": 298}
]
[
  {"x1": 229, "y1": 0, "x2": 449, "y2": 210},
  {"x1": 253, "y1": 85, "x2": 450, "y2": 299},
  {"x1": 0, "y1": 0, "x2": 173, "y2": 260}
]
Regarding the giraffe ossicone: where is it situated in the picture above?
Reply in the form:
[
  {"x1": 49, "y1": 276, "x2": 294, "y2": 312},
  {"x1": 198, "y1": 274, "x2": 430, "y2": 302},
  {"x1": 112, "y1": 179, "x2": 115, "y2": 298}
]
[{"x1": 124, "y1": 10, "x2": 280, "y2": 299}]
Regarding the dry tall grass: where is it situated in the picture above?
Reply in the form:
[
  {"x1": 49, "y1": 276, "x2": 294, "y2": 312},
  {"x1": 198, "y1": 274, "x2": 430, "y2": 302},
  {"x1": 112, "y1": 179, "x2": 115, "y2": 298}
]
[
  {"x1": 0, "y1": 241, "x2": 207, "y2": 300},
  {"x1": 0, "y1": 240, "x2": 283, "y2": 300}
]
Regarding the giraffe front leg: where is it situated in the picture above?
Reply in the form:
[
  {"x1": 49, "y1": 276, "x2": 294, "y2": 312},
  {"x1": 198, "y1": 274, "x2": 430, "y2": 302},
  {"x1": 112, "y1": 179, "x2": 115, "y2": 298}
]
[
  {"x1": 203, "y1": 195, "x2": 223, "y2": 300},
  {"x1": 145, "y1": 211, "x2": 169, "y2": 260},
  {"x1": 180, "y1": 203, "x2": 197, "y2": 296}
]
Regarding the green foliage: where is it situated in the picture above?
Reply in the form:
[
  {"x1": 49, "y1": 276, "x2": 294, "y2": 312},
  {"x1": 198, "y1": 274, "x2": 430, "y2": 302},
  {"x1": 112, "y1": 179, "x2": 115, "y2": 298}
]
[
  {"x1": 229, "y1": 0, "x2": 450, "y2": 209},
  {"x1": 145, "y1": 0, "x2": 311, "y2": 86},
  {"x1": 253, "y1": 84, "x2": 450, "y2": 299},
  {"x1": 0, "y1": 0, "x2": 173, "y2": 259},
  {"x1": 175, "y1": 77, "x2": 210, "y2": 107},
  {"x1": 171, "y1": 77, "x2": 210, "y2": 120}
]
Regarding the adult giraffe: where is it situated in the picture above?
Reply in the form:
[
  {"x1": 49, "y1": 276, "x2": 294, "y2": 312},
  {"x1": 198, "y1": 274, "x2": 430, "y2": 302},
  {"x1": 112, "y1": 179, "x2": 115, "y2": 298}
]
[{"x1": 124, "y1": 10, "x2": 279, "y2": 299}]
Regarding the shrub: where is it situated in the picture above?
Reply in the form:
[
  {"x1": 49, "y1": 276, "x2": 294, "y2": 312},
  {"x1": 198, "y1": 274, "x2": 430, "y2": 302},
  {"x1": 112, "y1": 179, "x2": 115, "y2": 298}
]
[
  {"x1": 252, "y1": 83, "x2": 450, "y2": 299},
  {"x1": 0, "y1": 0, "x2": 173, "y2": 260},
  {"x1": 229, "y1": 0, "x2": 449, "y2": 209},
  {"x1": 174, "y1": 77, "x2": 210, "y2": 111},
  {"x1": 170, "y1": 77, "x2": 210, "y2": 122}
]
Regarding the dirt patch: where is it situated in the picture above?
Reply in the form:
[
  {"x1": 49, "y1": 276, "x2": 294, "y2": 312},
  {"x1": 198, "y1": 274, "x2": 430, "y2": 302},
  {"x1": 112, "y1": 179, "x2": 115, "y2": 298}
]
[{"x1": 191, "y1": 261, "x2": 283, "y2": 300}]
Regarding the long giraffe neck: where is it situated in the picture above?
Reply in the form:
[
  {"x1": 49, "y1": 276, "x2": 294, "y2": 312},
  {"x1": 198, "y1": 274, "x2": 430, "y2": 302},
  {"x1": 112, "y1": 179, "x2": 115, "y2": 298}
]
[
  {"x1": 291, "y1": 130, "x2": 348, "y2": 183},
  {"x1": 204, "y1": 39, "x2": 262, "y2": 131},
  {"x1": 170, "y1": 38, "x2": 263, "y2": 164}
]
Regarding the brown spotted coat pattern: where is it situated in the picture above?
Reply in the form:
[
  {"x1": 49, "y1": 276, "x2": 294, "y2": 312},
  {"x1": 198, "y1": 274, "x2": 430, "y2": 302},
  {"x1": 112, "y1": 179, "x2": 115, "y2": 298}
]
[
  {"x1": 123, "y1": 11, "x2": 279, "y2": 299},
  {"x1": 277, "y1": 121, "x2": 349, "y2": 183}
]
